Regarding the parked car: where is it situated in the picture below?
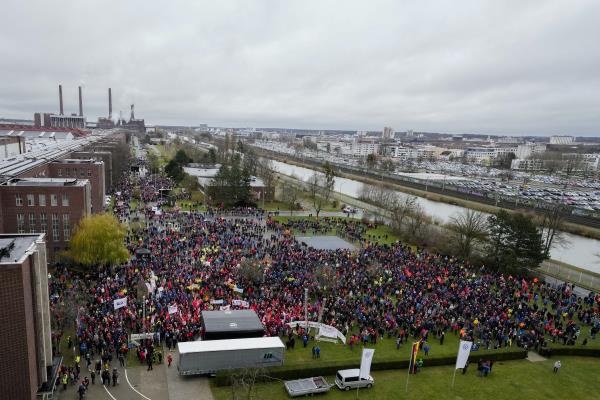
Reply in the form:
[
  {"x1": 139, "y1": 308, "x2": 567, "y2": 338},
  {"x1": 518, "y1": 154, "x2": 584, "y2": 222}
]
[{"x1": 335, "y1": 369, "x2": 374, "y2": 391}]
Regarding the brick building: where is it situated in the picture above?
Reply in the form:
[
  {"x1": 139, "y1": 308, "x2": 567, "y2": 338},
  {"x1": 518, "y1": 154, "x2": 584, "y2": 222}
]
[
  {"x1": 0, "y1": 178, "x2": 92, "y2": 260},
  {"x1": 49, "y1": 159, "x2": 105, "y2": 213},
  {"x1": 70, "y1": 151, "x2": 113, "y2": 190},
  {"x1": 0, "y1": 233, "x2": 55, "y2": 400}
]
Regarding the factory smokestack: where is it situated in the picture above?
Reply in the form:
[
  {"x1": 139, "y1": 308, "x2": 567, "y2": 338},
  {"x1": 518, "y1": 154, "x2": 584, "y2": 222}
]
[
  {"x1": 59, "y1": 84, "x2": 64, "y2": 115},
  {"x1": 108, "y1": 88, "x2": 112, "y2": 119},
  {"x1": 78, "y1": 86, "x2": 83, "y2": 116}
]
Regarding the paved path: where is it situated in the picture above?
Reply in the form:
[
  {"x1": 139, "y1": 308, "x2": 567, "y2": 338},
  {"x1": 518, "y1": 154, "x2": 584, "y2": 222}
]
[
  {"x1": 54, "y1": 353, "x2": 170, "y2": 400},
  {"x1": 526, "y1": 351, "x2": 548, "y2": 362},
  {"x1": 540, "y1": 261, "x2": 599, "y2": 293},
  {"x1": 165, "y1": 351, "x2": 214, "y2": 400}
]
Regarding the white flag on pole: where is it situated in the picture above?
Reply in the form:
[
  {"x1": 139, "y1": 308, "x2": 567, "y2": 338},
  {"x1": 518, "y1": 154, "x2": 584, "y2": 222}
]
[
  {"x1": 168, "y1": 304, "x2": 178, "y2": 314},
  {"x1": 113, "y1": 297, "x2": 128, "y2": 310},
  {"x1": 359, "y1": 348, "x2": 375, "y2": 380},
  {"x1": 455, "y1": 340, "x2": 473, "y2": 369}
]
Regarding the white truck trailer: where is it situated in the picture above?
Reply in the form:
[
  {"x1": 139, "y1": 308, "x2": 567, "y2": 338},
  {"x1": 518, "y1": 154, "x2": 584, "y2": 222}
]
[{"x1": 177, "y1": 336, "x2": 285, "y2": 375}]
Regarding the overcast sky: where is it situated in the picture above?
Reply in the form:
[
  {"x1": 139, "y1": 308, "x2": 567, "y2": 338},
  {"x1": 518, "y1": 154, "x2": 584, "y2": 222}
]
[{"x1": 1, "y1": 1, "x2": 599, "y2": 135}]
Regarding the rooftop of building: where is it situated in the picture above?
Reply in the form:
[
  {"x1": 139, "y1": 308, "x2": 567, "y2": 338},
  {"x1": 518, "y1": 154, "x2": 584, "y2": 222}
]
[
  {"x1": 0, "y1": 133, "x2": 108, "y2": 180},
  {"x1": 2, "y1": 178, "x2": 88, "y2": 187},
  {"x1": 0, "y1": 124, "x2": 89, "y2": 137},
  {"x1": 53, "y1": 158, "x2": 102, "y2": 165},
  {"x1": 0, "y1": 234, "x2": 43, "y2": 264}
]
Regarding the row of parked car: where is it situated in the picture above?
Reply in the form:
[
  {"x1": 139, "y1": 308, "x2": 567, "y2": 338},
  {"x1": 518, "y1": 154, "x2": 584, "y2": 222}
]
[{"x1": 448, "y1": 179, "x2": 600, "y2": 211}]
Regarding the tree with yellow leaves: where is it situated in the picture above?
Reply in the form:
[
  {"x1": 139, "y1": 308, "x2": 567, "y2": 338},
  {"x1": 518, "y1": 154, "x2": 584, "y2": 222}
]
[{"x1": 67, "y1": 214, "x2": 129, "y2": 267}]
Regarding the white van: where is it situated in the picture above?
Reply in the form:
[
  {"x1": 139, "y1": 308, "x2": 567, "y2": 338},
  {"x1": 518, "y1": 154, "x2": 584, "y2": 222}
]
[{"x1": 335, "y1": 369, "x2": 374, "y2": 391}]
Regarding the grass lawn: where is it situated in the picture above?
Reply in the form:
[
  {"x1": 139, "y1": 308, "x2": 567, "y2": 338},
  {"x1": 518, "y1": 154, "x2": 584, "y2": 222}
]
[
  {"x1": 364, "y1": 224, "x2": 401, "y2": 245},
  {"x1": 263, "y1": 201, "x2": 295, "y2": 211},
  {"x1": 268, "y1": 216, "x2": 402, "y2": 246},
  {"x1": 56, "y1": 327, "x2": 77, "y2": 366},
  {"x1": 273, "y1": 331, "x2": 505, "y2": 374},
  {"x1": 175, "y1": 200, "x2": 207, "y2": 211},
  {"x1": 190, "y1": 191, "x2": 204, "y2": 202},
  {"x1": 211, "y1": 356, "x2": 600, "y2": 400}
]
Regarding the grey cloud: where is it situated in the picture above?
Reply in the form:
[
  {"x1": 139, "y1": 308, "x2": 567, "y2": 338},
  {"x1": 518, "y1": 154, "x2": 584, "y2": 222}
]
[{"x1": 1, "y1": 0, "x2": 599, "y2": 135}]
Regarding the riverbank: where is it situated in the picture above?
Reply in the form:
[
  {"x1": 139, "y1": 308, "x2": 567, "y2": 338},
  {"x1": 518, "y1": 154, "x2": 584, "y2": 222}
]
[
  {"x1": 260, "y1": 150, "x2": 600, "y2": 241},
  {"x1": 269, "y1": 158, "x2": 600, "y2": 280}
]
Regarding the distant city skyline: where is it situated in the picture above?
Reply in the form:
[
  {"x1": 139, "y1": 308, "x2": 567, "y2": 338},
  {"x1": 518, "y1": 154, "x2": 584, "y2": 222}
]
[{"x1": 1, "y1": 1, "x2": 600, "y2": 136}]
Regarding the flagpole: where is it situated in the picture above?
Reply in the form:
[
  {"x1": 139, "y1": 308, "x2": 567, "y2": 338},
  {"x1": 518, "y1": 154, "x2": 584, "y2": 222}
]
[
  {"x1": 405, "y1": 351, "x2": 411, "y2": 393},
  {"x1": 406, "y1": 356, "x2": 412, "y2": 393},
  {"x1": 451, "y1": 368, "x2": 457, "y2": 388}
]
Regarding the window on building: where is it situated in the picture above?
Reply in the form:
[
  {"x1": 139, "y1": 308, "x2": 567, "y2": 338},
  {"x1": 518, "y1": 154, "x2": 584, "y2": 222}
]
[
  {"x1": 58, "y1": 168, "x2": 63, "y2": 177},
  {"x1": 51, "y1": 194, "x2": 58, "y2": 206},
  {"x1": 29, "y1": 214, "x2": 36, "y2": 233},
  {"x1": 80, "y1": 170, "x2": 85, "y2": 178},
  {"x1": 17, "y1": 213, "x2": 25, "y2": 233},
  {"x1": 63, "y1": 214, "x2": 70, "y2": 241},
  {"x1": 62, "y1": 193, "x2": 69, "y2": 207},
  {"x1": 65, "y1": 168, "x2": 70, "y2": 177},
  {"x1": 16, "y1": 193, "x2": 23, "y2": 206},
  {"x1": 39, "y1": 194, "x2": 46, "y2": 206},
  {"x1": 27, "y1": 194, "x2": 35, "y2": 206},
  {"x1": 88, "y1": 169, "x2": 92, "y2": 177},
  {"x1": 52, "y1": 214, "x2": 59, "y2": 241},
  {"x1": 40, "y1": 213, "x2": 47, "y2": 234}
]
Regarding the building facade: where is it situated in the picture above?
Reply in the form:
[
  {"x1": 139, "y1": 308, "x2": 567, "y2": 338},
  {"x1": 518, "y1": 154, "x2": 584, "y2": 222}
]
[
  {"x1": 49, "y1": 159, "x2": 105, "y2": 213},
  {"x1": 0, "y1": 178, "x2": 92, "y2": 260},
  {"x1": 0, "y1": 233, "x2": 53, "y2": 400}
]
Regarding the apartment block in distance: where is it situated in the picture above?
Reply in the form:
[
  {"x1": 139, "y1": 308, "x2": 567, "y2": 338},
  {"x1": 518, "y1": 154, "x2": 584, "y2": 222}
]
[
  {"x1": 0, "y1": 178, "x2": 92, "y2": 260},
  {"x1": 0, "y1": 233, "x2": 56, "y2": 400}
]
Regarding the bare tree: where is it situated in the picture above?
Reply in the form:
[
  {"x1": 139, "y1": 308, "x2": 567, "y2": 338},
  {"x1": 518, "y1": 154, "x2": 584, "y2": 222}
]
[
  {"x1": 257, "y1": 159, "x2": 276, "y2": 202},
  {"x1": 314, "y1": 263, "x2": 336, "y2": 291},
  {"x1": 229, "y1": 368, "x2": 264, "y2": 400},
  {"x1": 389, "y1": 195, "x2": 418, "y2": 233},
  {"x1": 534, "y1": 204, "x2": 570, "y2": 257},
  {"x1": 405, "y1": 203, "x2": 428, "y2": 238},
  {"x1": 447, "y1": 210, "x2": 488, "y2": 260},
  {"x1": 307, "y1": 173, "x2": 327, "y2": 218},
  {"x1": 238, "y1": 258, "x2": 264, "y2": 286},
  {"x1": 282, "y1": 181, "x2": 300, "y2": 215}
]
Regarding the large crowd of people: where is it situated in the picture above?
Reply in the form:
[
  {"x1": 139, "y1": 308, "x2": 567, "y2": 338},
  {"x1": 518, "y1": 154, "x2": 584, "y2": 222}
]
[{"x1": 49, "y1": 157, "x2": 600, "y2": 393}]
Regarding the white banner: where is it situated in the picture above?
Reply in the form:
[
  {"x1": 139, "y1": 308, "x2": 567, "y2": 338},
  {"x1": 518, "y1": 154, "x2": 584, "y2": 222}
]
[
  {"x1": 113, "y1": 297, "x2": 128, "y2": 310},
  {"x1": 232, "y1": 299, "x2": 250, "y2": 308},
  {"x1": 168, "y1": 304, "x2": 178, "y2": 315},
  {"x1": 319, "y1": 324, "x2": 338, "y2": 340},
  {"x1": 219, "y1": 305, "x2": 231, "y2": 311},
  {"x1": 285, "y1": 321, "x2": 347, "y2": 344},
  {"x1": 455, "y1": 340, "x2": 473, "y2": 369},
  {"x1": 210, "y1": 299, "x2": 224, "y2": 305},
  {"x1": 359, "y1": 348, "x2": 375, "y2": 380},
  {"x1": 233, "y1": 286, "x2": 244, "y2": 293}
]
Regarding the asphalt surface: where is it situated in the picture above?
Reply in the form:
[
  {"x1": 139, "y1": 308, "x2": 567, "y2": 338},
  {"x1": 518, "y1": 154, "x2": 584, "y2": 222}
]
[{"x1": 54, "y1": 348, "x2": 213, "y2": 400}]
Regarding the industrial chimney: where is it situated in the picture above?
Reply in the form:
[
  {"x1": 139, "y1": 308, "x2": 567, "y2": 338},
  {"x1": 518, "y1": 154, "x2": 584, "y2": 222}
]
[
  {"x1": 59, "y1": 84, "x2": 64, "y2": 115},
  {"x1": 108, "y1": 88, "x2": 112, "y2": 119},
  {"x1": 130, "y1": 104, "x2": 135, "y2": 121},
  {"x1": 78, "y1": 86, "x2": 83, "y2": 116}
]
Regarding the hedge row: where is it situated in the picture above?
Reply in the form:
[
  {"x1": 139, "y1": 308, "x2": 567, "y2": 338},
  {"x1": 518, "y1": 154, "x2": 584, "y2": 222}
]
[
  {"x1": 539, "y1": 347, "x2": 600, "y2": 358},
  {"x1": 213, "y1": 349, "x2": 527, "y2": 387}
]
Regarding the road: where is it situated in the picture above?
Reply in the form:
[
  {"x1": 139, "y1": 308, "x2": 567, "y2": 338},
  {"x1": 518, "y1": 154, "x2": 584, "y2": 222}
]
[{"x1": 54, "y1": 349, "x2": 213, "y2": 400}]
